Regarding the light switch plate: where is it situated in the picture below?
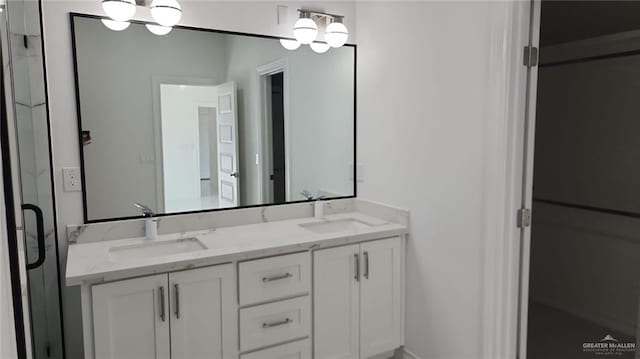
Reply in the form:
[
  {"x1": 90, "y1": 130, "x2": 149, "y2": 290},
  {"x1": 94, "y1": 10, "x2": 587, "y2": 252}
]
[
  {"x1": 62, "y1": 167, "x2": 82, "y2": 192},
  {"x1": 276, "y1": 5, "x2": 288, "y2": 25}
]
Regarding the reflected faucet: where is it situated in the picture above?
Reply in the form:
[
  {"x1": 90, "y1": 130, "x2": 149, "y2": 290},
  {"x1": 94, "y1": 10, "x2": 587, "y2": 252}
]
[
  {"x1": 300, "y1": 190, "x2": 325, "y2": 201},
  {"x1": 134, "y1": 203, "x2": 158, "y2": 240}
]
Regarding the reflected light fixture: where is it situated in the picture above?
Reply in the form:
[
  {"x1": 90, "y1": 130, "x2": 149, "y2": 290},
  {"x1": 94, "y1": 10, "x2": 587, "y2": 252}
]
[
  {"x1": 325, "y1": 18, "x2": 349, "y2": 48},
  {"x1": 102, "y1": 19, "x2": 130, "y2": 31},
  {"x1": 102, "y1": 0, "x2": 136, "y2": 22},
  {"x1": 309, "y1": 41, "x2": 330, "y2": 54},
  {"x1": 150, "y1": 0, "x2": 182, "y2": 27},
  {"x1": 293, "y1": 10, "x2": 318, "y2": 45},
  {"x1": 280, "y1": 39, "x2": 301, "y2": 50},
  {"x1": 146, "y1": 24, "x2": 172, "y2": 35}
]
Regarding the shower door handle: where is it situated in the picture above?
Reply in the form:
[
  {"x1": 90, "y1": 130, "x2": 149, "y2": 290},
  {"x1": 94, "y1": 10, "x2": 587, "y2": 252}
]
[{"x1": 22, "y1": 204, "x2": 46, "y2": 270}]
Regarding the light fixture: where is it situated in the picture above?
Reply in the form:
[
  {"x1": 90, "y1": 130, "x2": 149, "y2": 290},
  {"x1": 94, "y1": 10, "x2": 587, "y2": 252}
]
[
  {"x1": 102, "y1": 0, "x2": 136, "y2": 22},
  {"x1": 150, "y1": 0, "x2": 182, "y2": 27},
  {"x1": 101, "y1": 19, "x2": 130, "y2": 31},
  {"x1": 146, "y1": 24, "x2": 172, "y2": 35},
  {"x1": 280, "y1": 39, "x2": 301, "y2": 50},
  {"x1": 325, "y1": 18, "x2": 349, "y2": 48},
  {"x1": 293, "y1": 11, "x2": 318, "y2": 45},
  {"x1": 309, "y1": 41, "x2": 330, "y2": 54}
]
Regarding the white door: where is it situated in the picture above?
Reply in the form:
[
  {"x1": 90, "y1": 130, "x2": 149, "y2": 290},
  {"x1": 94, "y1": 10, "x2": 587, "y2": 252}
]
[
  {"x1": 360, "y1": 237, "x2": 402, "y2": 358},
  {"x1": 215, "y1": 81, "x2": 240, "y2": 208},
  {"x1": 92, "y1": 274, "x2": 170, "y2": 359},
  {"x1": 313, "y1": 244, "x2": 360, "y2": 359},
  {"x1": 169, "y1": 264, "x2": 237, "y2": 359}
]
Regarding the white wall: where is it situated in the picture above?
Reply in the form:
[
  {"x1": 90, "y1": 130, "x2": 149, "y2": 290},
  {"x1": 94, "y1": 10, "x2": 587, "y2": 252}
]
[
  {"x1": 42, "y1": 1, "x2": 356, "y2": 357},
  {"x1": 355, "y1": 2, "x2": 524, "y2": 358}
]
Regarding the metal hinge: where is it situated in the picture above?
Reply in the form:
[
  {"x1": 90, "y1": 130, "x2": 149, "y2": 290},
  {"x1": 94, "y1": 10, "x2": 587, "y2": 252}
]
[
  {"x1": 523, "y1": 46, "x2": 538, "y2": 67},
  {"x1": 517, "y1": 208, "x2": 531, "y2": 228}
]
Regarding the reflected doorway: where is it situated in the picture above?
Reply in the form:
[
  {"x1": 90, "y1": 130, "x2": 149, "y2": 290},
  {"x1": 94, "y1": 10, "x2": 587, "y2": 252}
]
[{"x1": 269, "y1": 72, "x2": 286, "y2": 204}]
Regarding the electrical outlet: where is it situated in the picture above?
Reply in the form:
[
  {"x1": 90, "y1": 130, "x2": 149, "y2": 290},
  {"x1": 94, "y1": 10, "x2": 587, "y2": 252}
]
[{"x1": 62, "y1": 167, "x2": 82, "y2": 192}]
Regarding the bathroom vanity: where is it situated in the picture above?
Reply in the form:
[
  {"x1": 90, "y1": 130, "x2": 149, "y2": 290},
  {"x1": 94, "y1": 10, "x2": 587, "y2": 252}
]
[
  {"x1": 66, "y1": 200, "x2": 408, "y2": 359},
  {"x1": 62, "y1": 13, "x2": 398, "y2": 359}
]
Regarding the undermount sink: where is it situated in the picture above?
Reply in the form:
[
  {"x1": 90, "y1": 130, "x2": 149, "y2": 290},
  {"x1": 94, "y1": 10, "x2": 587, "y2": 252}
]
[
  {"x1": 109, "y1": 237, "x2": 207, "y2": 261},
  {"x1": 299, "y1": 218, "x2": 372, "y2": 234}
]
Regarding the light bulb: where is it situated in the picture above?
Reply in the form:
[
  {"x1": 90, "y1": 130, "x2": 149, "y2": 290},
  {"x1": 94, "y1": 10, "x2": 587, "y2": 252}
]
[
  {"x1": 102, "y1": 0, "x2": 136, "y2": 22},
  {"x1": 101, "y1": 19, "x2": 130, "y2": 31},
  {"x1": 280, "y1": 39, "x2": 301, "y2": 50},
  {"x1": 146, "y1": 24, "x2": 172, "y2": 35},
  {"x1": 293, "y1": 17, "x2": 318, "y2": 45},
  {"x1": 310, "y1": 41, "x2": 330, "y2": 54},
  {"x1": 325, "y1": 21, "x2": 348, "y2": 48},
  {"x1": 150, "y1": 0, "x2": 182, "y2": 27}
]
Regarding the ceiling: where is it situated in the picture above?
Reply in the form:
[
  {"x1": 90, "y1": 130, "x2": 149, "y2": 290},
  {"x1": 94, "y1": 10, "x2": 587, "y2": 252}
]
[{"x1": 541, "y1": 1, "x2": 640, "y2": 46}]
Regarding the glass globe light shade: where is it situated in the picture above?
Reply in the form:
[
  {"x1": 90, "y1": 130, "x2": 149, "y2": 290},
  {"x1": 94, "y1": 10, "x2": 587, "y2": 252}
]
[
  {"x1": 280, "y1": 39, "x2": 301, "y2": 50},
  {"x1": 325, "y1": 21, "x2": 348, "y2": 48},
  {"x1": 150, "y1": 0, "x2": 182, "y2": 27},
  {"x1": 146, "y1": 24, "x2": 172, "y2": 35},
  {"x1": 101, "y1": 19, "x2": 130, "y2": 31},
  {"x1": 102, "y1": 0, "x2": 136, "y2": 22},
  {"x1": 293, "y1": 17, "x2": 318, "y2": 45},
  {"x1": 309, "y1": 41, "x2": 330, "y2": 54}
]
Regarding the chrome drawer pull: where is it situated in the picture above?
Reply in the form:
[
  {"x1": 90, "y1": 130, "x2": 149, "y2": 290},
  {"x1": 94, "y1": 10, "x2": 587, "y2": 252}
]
[
  {"x1": 262, "y1": 272, "x2": 293, "y2": 282},
  {"x1": 262, "y1": 318, "x2": 292, "y2": 328}
]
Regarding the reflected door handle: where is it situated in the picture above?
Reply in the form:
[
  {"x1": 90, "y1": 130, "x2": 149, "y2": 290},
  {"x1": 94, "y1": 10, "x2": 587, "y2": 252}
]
[
  {"x1": 230, "y1": 172, "x2": 239, "y2": 178},
  {"x1": 22, "y1": 204, "x2": 45, "y2": 270}
]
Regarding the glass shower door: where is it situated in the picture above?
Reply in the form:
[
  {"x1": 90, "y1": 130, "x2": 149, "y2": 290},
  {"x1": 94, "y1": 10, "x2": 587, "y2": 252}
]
[{"x1": 2, "y1": 0, "x2": 64, "y2": 357}]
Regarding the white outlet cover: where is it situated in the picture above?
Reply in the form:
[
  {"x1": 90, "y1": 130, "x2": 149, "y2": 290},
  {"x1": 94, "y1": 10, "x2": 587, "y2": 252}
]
[{"x1": 62, "y1": 167, "x2": 82, "y2": 192}]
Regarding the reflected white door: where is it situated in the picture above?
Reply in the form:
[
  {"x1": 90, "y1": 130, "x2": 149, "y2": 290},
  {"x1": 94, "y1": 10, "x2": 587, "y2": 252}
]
[{"x1": 215, "y1": 81, "x2": 240, "y2": 207}]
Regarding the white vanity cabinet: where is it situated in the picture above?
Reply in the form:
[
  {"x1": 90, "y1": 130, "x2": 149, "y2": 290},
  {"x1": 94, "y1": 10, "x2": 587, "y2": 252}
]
[
  {"x1": 91, "y1": 264, "x2": 236, "y2": 359},
  {"x1": 314, "y1": 237, "x2": 403, "y2": 359}
]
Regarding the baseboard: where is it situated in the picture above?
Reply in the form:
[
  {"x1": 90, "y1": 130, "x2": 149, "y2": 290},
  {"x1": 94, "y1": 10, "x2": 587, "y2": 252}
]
[{"x1": 401, "y1": 347, "x2": 420, "y2": 359}]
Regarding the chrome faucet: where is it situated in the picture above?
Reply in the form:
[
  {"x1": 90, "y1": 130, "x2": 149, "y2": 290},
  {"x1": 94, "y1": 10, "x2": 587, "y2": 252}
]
[
  {"x1": 300, "y1": 191, "x2": 328, "y2": 218},
  {"x1": 135, "y1": 203, "x2": 158, "y2": 240}
]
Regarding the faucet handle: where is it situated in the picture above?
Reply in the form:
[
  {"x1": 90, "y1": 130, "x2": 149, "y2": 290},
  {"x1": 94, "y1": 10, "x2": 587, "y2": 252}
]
[{"x1": 134, "y1": 203, "x2": 154, "y2": 217}]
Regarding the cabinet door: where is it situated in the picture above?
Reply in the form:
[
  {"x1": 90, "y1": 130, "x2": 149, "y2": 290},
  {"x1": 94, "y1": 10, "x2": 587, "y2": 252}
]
[
  {"x1": 313, "y1": 244, "x2": 360, "y2": 359},
  {"x1": 360, "y1": 237, "x2": 403, "y2": 358},
  {"x1": 169, "y1": 264, "x2": 237, "y2": 359},
  {"x1": 92, "y1": 274, "x2": 170, "y2": 359}
]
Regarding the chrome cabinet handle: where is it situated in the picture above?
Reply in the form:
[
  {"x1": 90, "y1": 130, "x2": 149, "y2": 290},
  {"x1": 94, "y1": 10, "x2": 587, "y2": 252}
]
[
  {"x1": 262, "y1": 318, "x2": 292, "y2": 328},
  {"x1": 354, "y1": 253, "x2": 360, "y2": 281},
  {"x1": 364, "y1": 251, "x2": 369, "y2": 279},
  {"x1": 174, "y1": 284, "x2": 180, "y2": 319},
  {"x1": 159, "y1": 286, "x2": 165, "y2": 322},
  {"x1": 262, "y1": 273, "x2": 293, "y2": 282}
]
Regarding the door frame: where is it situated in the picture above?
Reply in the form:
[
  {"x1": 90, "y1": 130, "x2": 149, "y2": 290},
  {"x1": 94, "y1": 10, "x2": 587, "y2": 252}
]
[
  {"x1": 151, "y1": 76, "x2": 218, "y2": 213},
  {"x1": 256, "y1": 59, "x2": 291, "y2": 203},
  {"x1": 480, "y1": 0, "x2": 541, "y2": 358}
]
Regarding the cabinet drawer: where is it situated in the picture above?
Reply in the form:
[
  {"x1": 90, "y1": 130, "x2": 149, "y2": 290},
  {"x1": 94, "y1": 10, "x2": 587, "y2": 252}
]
[
  {"x1": 240, "y1": 338, "x2": 310, "y2": 359},
  {"x1": 239, "y1": 252, "x2": 310, "y2": 306},
  {"x1": 239, "y1": 296, "x2": 310, "y2": 352}
]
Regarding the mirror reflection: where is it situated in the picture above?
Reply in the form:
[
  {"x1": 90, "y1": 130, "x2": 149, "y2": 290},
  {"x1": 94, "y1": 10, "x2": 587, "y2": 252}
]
[{"x1": 72, "y1": 15, "x2": 356, "y2": 221}]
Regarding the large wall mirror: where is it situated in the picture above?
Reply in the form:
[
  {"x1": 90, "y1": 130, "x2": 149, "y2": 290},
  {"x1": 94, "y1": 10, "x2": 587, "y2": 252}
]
[{"x1": 71, "y1": 13, "x2": 356, "y2": 222}]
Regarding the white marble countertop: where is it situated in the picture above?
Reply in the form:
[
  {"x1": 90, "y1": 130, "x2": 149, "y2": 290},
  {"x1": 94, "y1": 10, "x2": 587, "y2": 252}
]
[{"x1": 66, "y1": 211, "x2": 408, "y2": 286}]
